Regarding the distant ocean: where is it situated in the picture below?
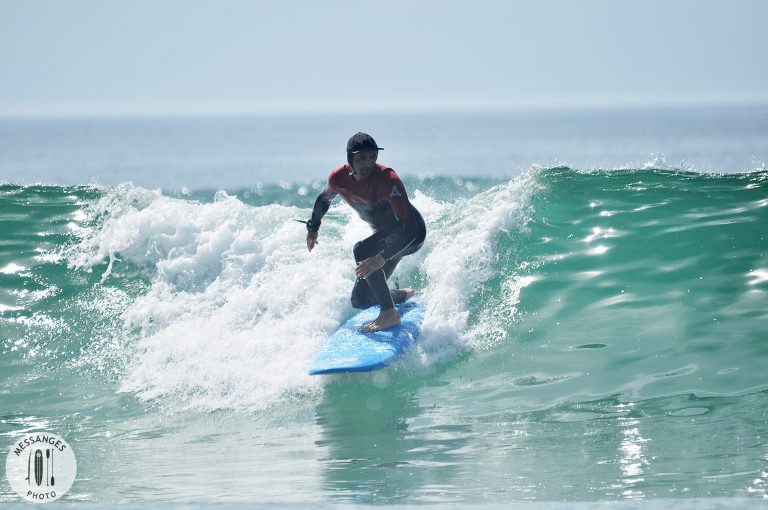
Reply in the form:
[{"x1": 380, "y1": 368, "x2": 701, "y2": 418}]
[{"x1": 1, "y1": 105, "x2": 767, "y2": 507}]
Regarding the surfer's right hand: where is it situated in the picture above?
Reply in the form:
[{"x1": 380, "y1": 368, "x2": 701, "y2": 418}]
[{"x1": 306, "y1": 231, "x2": 319, "y2": 252}]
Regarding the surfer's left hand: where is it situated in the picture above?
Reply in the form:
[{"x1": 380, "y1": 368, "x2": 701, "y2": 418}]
[{"x1": 356, "y1": 254, "x2": 385, "y2": 279}]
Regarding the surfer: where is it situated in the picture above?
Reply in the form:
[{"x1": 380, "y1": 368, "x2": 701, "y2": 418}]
[{"x1": 304, "y1": 132, "x2": 426, "y2": 332}]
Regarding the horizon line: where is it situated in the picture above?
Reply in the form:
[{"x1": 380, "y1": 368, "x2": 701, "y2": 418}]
[{"x1": 1, "y1": 97, "x2": 767, "y2": 121}]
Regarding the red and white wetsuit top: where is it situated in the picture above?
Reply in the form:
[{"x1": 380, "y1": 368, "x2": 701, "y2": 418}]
[{"x1": 323, "y1": 163, "x2": 413, "y2": 231}]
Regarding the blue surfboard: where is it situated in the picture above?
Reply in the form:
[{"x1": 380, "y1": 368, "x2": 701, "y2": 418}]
[{"x1": 308, "y1": 299, "x2": 424, "y2": 375}]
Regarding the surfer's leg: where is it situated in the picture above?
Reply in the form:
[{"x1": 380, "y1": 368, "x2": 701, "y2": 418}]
[
  {"x1": 381, "y1": 258, "x2": 416, "y2": 304},
  {"x1": 352, "y1": 238, "x2": 397, "y2": 331},
  {"x1": 380, "y1": 257, "x2": 407, "y2": 304},
  {"x1": 350, "y1": 278, "x2": 377, "y2": 309},
  {"x1": 350, "y1": 249, "x2": 399, "y2": 310},
  {"x1": 381, "y1": 257, "x2": 399, "y2": 279},
  {"x1": 352, "y1": 232, "x2": 418, "y2": 331},
  {"x1": 353, "y1": 235, "x2": 396, "y2": 310},
  {"x1": 349, "y1": 268, "x2": 400, "y2": 331},
  {"x1": 359, "y1": 267, "x2": 409, "y2": 332},
  {"x1": 350, "y1": 275, "x2": 410, "y2": 309},
  {"x1": 365, "y1": 268, "x2": 395, "y2": 311}
]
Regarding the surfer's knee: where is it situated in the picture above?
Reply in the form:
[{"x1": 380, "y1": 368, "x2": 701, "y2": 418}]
[
  {"x1": 352, "y1": 240, "x2": 367, "y2": 263},
  {"x1": 350, "y1": 292, "x2": 371, "y2": 309},
  {"x1": 350, "y1": 282, "x2": 372, "y2": 309}
]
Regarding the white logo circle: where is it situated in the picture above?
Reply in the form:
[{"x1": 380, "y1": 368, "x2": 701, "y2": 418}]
[{"x1": 5, "y1": 432, "x2": 77, "y2": 503}]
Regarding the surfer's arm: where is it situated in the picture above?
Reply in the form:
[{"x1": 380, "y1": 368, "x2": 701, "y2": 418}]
[
  {"x1": 374, "y1": 173, "x2": 424, "y2": 261},
  {"x1": 384, "y1": 172, "x2": 412, "y2": 224},
  {"x1": 306, "y1": 187, "x2": 337, "y2": 252},
  {"x1": 307, "y1": 187, "x2": 338, "y2": 232}
]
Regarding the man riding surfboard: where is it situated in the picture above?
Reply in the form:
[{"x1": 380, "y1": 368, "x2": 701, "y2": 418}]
[{"x1": 305, "y1": 133, "x2": 426, "y2": 332}]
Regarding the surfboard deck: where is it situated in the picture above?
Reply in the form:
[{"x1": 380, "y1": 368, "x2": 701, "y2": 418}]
[{"x1": 308, "y1": 299, "x2": 424, "y2": 375}]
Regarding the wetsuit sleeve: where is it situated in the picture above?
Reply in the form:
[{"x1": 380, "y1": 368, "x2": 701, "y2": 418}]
[
  {"x1": 382, "y1": 171, "x2": 411, "y2": 223},
  {"x1": 307, "y1": 186, "x2": 338, "y2": 232}
]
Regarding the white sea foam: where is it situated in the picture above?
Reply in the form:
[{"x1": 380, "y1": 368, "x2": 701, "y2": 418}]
[
  {"x1": 410, "y1": 172, "x2": 539, "y2": 366},
  {"x1": 69, "y1": 185, "x2": 352, "y2": 410},
  {"x1": 67, "y1": 174, "x2": 538, "y2": 410}
]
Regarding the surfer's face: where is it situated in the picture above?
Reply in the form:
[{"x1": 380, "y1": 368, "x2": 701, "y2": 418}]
[{"x1": 350, "y1": 150, "x2": 378, "y2": 180}]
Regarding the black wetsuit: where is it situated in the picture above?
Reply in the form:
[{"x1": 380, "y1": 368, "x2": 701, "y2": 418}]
[{"x1": 307, "y1": 163, "x2": 426, "y2": 311}]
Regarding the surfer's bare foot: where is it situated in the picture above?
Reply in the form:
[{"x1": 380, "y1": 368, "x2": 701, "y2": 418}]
[
  {"x1": 393, "y1": 288, "x2": 416, "y2": 305},
  {"x1": 362, "y1": 309, "x2": 401, "y2": 333}
]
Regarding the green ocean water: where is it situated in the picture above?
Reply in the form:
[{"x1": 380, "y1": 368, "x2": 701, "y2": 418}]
[{"x1": 0, "y1": 167, "x2": 767, "y2": 505}]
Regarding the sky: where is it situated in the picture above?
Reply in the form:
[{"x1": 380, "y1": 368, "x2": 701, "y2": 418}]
[{"x1": 1, "y1": 0, "x2": 767, "y2": 117}]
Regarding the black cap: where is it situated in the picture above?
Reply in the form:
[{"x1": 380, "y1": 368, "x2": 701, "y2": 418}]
[{"x1": 346, "y1": 132, "x2": 383, "y2": 154}]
